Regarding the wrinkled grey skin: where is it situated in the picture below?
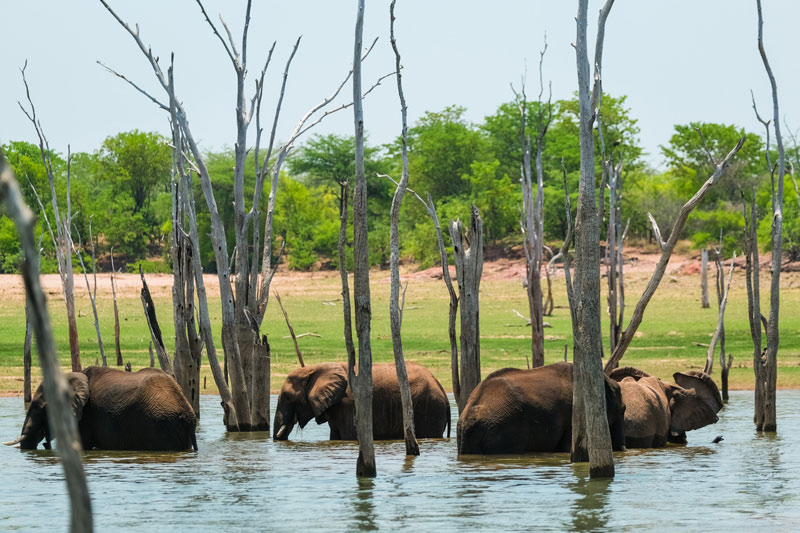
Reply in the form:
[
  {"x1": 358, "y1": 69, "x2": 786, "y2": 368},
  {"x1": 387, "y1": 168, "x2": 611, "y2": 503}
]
[
  {"x1": 457, "y1": 362, "x2": 627, "y2": 455},
  {"x1": 609, "y1": 367, "x2": 723, "y2": 448},
  {"x1": 273, "y1": 362, "x2": 450, "y2": 441},
  {"x1": 6, "y1": 367, "x2": 197, "y2": 451}
]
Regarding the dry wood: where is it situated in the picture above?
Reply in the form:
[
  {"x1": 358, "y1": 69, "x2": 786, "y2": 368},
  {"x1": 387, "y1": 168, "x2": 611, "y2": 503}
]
[
  {"x1": 274, "y1": 290, "x2": 304, "y2": 367},
  {"x1": 18, "y1": 63, "x2": 81, "y2": 372},
  {"x1": 351, "y1": 0, "x2": 376, "y2": 477},
  {"x1": 23, "y1": 231, "x2": 43, "y2": 403},
  {"x1": 0, "y1": 155, "x2": 92, "y2": 533},
  {"x1": 701, "y1": 248, "x2": 710, "y2": 308},
  {"x1": 752, "y1": 0, "x2": 783, "y2": 432},
  {"x1": 449, "y1": 206, "x2": 484, "y2": 411},
  {"x1": 139, "y1": 267, "x2": 172, "y2": 375},
  {"x1": 73, "y1": 217, "x2": 107, "y2": 366},
  {"x1": 602, "y1": 133, "x2": 745, "y2": 374},
  {"x1": 516, "y1": 37, "x2": 552, "y2": 369},
  {"x1": 704, "y1": 252, "x2": 736, "y2": 376},
  {"x1": 148, "y1": 342, "x2": 155, "y2": 368},
  {"x1": 110, "y1": 249, "x2": 123, "y2": 366},
  {"x1": 387, "y1": 0, "x2": 419, "y2": 456},
  {"x1": 571, "y1": 0, "x2": 616, "y2": 479}
]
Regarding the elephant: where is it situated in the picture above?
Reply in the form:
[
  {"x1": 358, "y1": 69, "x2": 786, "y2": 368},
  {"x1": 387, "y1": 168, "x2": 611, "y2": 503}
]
[
  {"x1": 5, "y1": 366, "x2": 197, "y2": 451},
  {"x1": 273, "y1": 361, "x2": 450, "y2": 441},
  {"x1": 609, "y1": 366, "x2": 723, "y2": 448},
  {"x1": 457, "y1": 362, "x2": 627, "y2": 455}
]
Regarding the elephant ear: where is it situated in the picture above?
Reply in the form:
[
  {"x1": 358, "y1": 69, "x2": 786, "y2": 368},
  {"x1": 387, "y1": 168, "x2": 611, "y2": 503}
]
[
  {"x1": 609, "y1": 366, "x2": 652, "y2": 382},
  {"x1": 67, "y1": 373, "x2": 90, "y2": 421},
  {"x1": 307, "y1": 364, "x2": 348, "y2": 418},
  {"x1": 673, "y1": 371, "x2": 723, "y2": 415},
  {"x1": 666, "y1": 371, "x2": 723, "y2": 432}
]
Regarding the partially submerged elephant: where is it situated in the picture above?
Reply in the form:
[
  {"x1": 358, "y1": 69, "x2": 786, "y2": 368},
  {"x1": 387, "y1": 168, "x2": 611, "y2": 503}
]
[
  {"x1": 457, "y1": 362, "x2": 627, "y2": 455},
  {"x1": 609, "y1": 366, "x2": 723, "y2": 448},
  {"x1": 273, "y1": 362, "x2": 450, "y2": 441},
  {"x1": 5, "y1": 366, "x2": 197, "y2": 451}
]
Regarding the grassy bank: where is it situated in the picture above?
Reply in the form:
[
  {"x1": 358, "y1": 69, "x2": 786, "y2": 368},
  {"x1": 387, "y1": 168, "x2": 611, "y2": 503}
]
[{"x1": 0, "y1": 267, "x2": 798, "y2": 396}]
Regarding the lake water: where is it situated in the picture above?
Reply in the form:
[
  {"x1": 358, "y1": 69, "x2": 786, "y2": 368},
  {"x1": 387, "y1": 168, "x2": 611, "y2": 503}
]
[{"x1": 1, "y1": 391, "x2": 799, "y2": 531}]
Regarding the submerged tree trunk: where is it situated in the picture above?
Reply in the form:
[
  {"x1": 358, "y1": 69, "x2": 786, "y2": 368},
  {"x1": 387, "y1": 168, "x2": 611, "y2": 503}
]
[
  {"x1": 571, "y1": 0, "x2": 615, "y2": 478},
  {"x1": 1, "y1": 156, "x2": 93, "y2": 533},
  {"x1": 754, "y1": 0, "x2": 783, "y2": 433},
  {"x1": 387, "y1": 0, "x2": 419, "y2": 457},
  {"x1": 351, "y1": 0, "x2": 376, "y2": 477}
]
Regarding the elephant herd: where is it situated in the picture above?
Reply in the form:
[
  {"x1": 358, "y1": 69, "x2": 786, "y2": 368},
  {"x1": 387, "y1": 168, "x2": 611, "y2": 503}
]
[{"x1": 5, "y1": 360, "x2": 723, "y2": 456}]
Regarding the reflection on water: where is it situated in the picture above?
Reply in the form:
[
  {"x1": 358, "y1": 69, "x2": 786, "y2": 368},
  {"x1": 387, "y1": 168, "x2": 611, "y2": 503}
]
[{"x1": 2, "y1": 391, "x2": 800, "y2": 531}]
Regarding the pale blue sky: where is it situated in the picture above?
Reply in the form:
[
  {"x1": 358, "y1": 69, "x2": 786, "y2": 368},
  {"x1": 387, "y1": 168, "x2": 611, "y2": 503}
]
[{"x1": 2, "y1": 1, "x2": 798, "y2": 169}]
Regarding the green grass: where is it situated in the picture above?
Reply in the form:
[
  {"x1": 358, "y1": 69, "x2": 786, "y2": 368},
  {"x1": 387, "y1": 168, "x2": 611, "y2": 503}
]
[{"x1": 1, "y1": 268, "x2": 798, "y2": 395}]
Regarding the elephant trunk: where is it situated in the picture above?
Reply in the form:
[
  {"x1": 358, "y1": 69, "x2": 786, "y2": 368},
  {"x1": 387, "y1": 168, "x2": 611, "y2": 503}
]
[
  {"x1": 272, "y1": 407, "x2": 296, "y2": 441},
  {"x1": 5, "y1": 412, "x2": 43, "y2": 449}
]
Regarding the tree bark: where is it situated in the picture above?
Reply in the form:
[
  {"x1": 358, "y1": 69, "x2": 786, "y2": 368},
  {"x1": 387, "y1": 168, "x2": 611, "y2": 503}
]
[
  {"x1": 701, "y1": 248, "x2": 710, "y2": 308},
  {"x1": 449, "y1": 207, "x2": 484, "y2": 409},
  {"x1": 110, "y1": 250, "x2": 123, "y2": 366},
  {"x1": 351, "y1": 0, "x2": 376, "y2": 478},
  {"x1": 755, "y1": 0, "x2": 783, "y2": 433},
  {"x1": 387, "y1": 0, "x2": 419, "y2": 457},
  {"x1": 572, "y1": 0, "x2": 615, "y2": 478},
  {"x1": 139, "y1": 270, "x2": 173, "y2": 375},
  {"x1": 1, "y1": 156, "x2": 93, "y2": 533}
]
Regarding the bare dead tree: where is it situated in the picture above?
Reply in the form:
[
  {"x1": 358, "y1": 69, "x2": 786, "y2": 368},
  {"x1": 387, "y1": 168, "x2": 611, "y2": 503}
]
[
  {"x1": 450, "y1": 206, "x2": 484, "y2": 409},
  {"x1": 401, "y1": 188, "x2": 462, "y2": 411},
  {"x1": 100, "y1": 0, "x2": 388, "y2": 431},
  {"x1": 700, "y1": 248, "x2": 710, "y2": 308},
  {"x1": 274, "y1": 291, "x2": 305, "y2": 367},
  {"x1": 571, "y1": 0, "x2": 616, "y2": 478},
  {"x1": 597, "y1": 116, "x2": 627, "y2": 354},
  {"x1": 24, "y1": 231, "x2": 44, "y2": 403},
  {"x1": 73, "y1": 216, "x2": 107, "y2": 367},
  {"x1": 386, "y1": 0, "x2": 419, "y2": 456},
  {"x1": 751, "y1": 0, "x2": 784, "y2": 432},
  {"x1": 516, "y1": 37, "x2": 552, "y2": 368},
  {"x1": 350, "y1": 0, "x2": 376, "y2": 478},
  {"x1": 0, "y1": 155, "x2": 93, "y2": 533},
  {"x1": 602, "y1": 132, "x2": 745, "y2": 374},
  {"x1": 139, "y1": 267, "x2": 172, "y2": 374},
  {"x1": 18, "y1": 62, "x2": 81, "y2": 372},
  {"x1": 110, "y1": 248, "x2": 123, "y2": 366},
  {"x1": 703, "y1": 247, "x2": 735, "y2": 401},
  {"x1": 742, "y1": 187, "x2": 764, "y2": 418}
]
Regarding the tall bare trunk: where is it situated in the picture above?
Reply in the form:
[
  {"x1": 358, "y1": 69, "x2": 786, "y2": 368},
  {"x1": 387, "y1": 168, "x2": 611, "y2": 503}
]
[
  {"x1": 351, "y1": 0, "x2": 376, "y2": 477},
  {"x1": 1, "y1": 156, "x2": 93, "y2": 533},
  {"x1": 449, "y1": 207, "x2": 483, "y2": 407},
  {"x1": 387, "y1": 0, "x2": 419, "y2": 457},
  {"x1": 110, "y1": 251, "x2": 123, "y2": 366},
  {"x1": 571, "y1": 0, "x2": 615, "y2": 478},
  {"x1": 701, "y1": 248, "x2": 710, "y2": 308}
]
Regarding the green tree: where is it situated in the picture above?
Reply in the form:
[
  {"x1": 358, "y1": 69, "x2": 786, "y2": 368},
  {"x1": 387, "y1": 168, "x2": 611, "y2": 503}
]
[{"x1": 96, "y1": 130, "x2": 171, "y2": 213}]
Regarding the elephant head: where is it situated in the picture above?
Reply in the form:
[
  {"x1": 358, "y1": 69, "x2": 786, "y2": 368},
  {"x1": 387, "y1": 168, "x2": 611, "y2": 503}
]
[
  {"x1": 273, "y1": 363, "x2": 348, "y2": 440},
  {"x1": 5, "y1": 372, "x2": 89, "y2": 450},
  {"x1": 664, "y1": 370, "x2": 723, "y2": 435},
  {"x1": 609, "y1": 367, "x2": 723, "y2": 446},
  {"x1": 603, "y1": 374, "x2": 627, "y2": 451}
]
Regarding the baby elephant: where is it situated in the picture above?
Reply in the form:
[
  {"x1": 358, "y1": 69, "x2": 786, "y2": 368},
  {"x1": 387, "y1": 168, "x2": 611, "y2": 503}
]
[
  {"x1": 273, "y1": 362, "x2": 451, "y2": 441},
  {"x1": 5, "y1": 366, "x2": 197, "y2": 451}
]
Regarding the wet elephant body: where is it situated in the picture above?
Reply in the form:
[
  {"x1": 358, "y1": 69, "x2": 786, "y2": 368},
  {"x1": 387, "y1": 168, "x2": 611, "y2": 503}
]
[
  {"x1": 273, "y1": 362, "x2": 450, "y2": 441},
  {"x1": 457, "y1": 362, "x2": 626, "y2": 455},
  {"x1": 7, "y1": 366, "x2": 197, "y2": 451},
  {"x1": 610, "y1": 367, "x2": 723, "y2": 448}
]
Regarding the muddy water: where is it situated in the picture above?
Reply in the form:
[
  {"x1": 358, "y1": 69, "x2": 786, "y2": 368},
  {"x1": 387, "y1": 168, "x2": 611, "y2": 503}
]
[{"x1": 1, "y1": 391, "x2": 799, "y2": 531}]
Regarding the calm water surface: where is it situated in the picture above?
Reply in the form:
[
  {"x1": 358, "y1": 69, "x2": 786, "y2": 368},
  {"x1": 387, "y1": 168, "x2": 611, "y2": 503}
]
[{"x1": 1, "y1": 391, "x2": 799, "y2": 531}]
